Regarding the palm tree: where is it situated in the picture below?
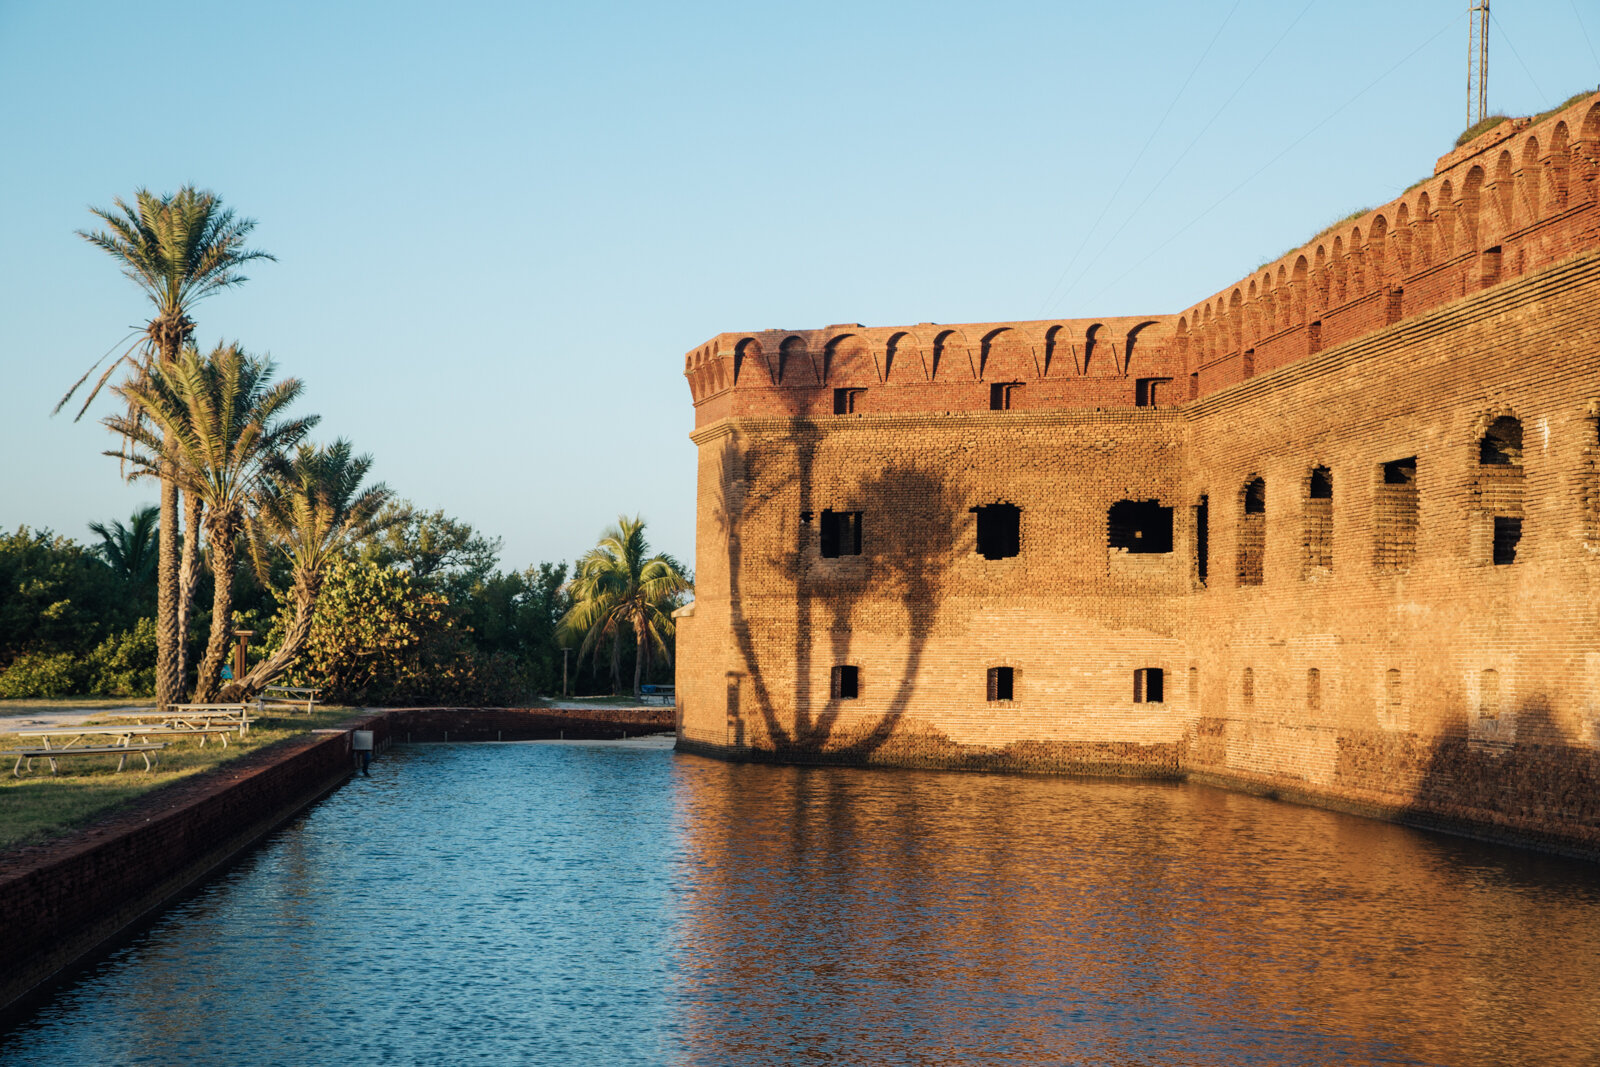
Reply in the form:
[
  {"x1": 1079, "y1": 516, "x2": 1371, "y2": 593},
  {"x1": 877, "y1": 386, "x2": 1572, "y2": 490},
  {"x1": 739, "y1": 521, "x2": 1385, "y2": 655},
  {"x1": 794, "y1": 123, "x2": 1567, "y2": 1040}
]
[
  {"x1": 218, "y1": 440, "x2": 392, "y2": 701},
  {"x1": 88, "y1": 505, "x2": 160, "y2": 585},
  {"x1": 65, "y1": 187, "x2": 274, "y2": 708},
  {"x1": 559, "y1": 515, "x2": 690, "y2": 698},
  {"x1": 105, "y1": 343, "x2": 315, "y2": 701}
]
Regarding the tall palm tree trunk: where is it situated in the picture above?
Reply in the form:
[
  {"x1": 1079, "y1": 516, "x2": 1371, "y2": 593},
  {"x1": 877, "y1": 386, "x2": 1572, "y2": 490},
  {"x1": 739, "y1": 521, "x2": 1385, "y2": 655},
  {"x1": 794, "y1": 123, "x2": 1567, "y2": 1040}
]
[
  {"x1": 177, "y1": 491, "x2": 204, "y2": 688},
  {"x1": 610, "y1": 633, "x2": 622, "y2": 695},
  {"x1": 633, "y1": 612, "x2": 647, "y2": 699},
  {"x1": 153, "y1": 322, "x2": 188, "y2": 710},
  {"x1": 193, "y1": 514, "x2": 240, "y2": 702},
  {"x1": 155, "y1": 450, "x2": 182, "y2": 709}
]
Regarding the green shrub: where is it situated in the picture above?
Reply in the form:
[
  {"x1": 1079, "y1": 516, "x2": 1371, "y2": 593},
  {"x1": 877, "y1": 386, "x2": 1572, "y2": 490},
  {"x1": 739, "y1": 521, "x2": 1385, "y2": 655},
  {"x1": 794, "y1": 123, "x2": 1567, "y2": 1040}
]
[
  {"x1": 0, "y1": 651, "x2": 86, "y2": 698},
  {"x1": 84, "y1": 617, "x2": 157, "y2": 696}
]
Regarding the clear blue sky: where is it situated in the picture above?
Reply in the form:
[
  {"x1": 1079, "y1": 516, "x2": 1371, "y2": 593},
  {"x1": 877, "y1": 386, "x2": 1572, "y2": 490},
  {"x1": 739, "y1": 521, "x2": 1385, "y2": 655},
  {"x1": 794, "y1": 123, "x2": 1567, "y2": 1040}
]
[{"x1": 3, "y1": 1, "x2": 1597, "y2": 574}]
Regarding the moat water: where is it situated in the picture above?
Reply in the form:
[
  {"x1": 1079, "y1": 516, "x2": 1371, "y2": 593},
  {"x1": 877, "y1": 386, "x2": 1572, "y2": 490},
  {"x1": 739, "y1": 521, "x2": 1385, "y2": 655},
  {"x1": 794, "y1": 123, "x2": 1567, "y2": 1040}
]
[{"x1": 3, "y1": 739, "x2": 1598, "y2": 1066}]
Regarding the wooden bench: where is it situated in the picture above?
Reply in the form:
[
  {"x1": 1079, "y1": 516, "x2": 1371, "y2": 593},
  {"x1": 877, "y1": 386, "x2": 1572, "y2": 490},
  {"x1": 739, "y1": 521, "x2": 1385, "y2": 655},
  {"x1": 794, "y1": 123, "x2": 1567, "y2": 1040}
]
[
  {"x1": 4, "y1": 743, "x2": 166, "y2": 777},
  {"x1": 255, "y1": 685, "x2": 320, "y2": 715}
]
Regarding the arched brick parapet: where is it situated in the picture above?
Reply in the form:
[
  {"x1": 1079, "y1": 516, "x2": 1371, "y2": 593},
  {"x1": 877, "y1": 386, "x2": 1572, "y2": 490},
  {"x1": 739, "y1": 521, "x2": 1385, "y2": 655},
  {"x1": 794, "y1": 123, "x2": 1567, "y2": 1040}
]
[
  {"x1": 883, "y1": 331, "x2": 923, "y2": 382},
  {"x1": 1518, "y1": 135, "x2": 1541, "y2": 221},
  {"x1": 932, "y1": 329, "x2": 972, "y2": 381},
  {"x1": 734, "y1": 337, "x2": 769, "y2": 386},
  {"x1": 824, "y1": 333, "x2": 875, "y2": 385},
  {"x1": 980, "y1": 327, "x2": 1036, "y2": 381},
  {"x1": 778, "y1": 335, "x2": 815, "y2": 385}
]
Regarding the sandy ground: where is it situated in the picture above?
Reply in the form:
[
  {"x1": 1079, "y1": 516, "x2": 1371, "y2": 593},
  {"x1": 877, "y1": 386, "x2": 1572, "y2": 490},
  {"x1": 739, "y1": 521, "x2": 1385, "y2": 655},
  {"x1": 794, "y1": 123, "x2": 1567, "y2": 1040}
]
[{"x1": 0, "y1": 708, "x2": 149, "y2": 733}]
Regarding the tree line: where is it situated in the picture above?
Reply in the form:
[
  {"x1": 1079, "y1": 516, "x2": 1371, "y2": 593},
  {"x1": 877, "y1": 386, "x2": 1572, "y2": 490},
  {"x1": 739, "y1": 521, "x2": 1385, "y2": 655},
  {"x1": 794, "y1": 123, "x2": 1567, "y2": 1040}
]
[{"x1": 11, "y1": 186, "x2": 689, "y2": 706}]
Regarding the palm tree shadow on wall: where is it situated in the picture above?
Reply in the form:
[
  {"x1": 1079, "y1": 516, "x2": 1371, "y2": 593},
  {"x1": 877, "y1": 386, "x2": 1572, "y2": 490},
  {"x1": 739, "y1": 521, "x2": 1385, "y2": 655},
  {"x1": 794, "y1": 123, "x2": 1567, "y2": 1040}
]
[
  {"x1": 1397, "y1": 691, "x2": 1600, "y2": 858},
  {"x1": 711, "y1": 427, "x2": 958, "y2": 759}
]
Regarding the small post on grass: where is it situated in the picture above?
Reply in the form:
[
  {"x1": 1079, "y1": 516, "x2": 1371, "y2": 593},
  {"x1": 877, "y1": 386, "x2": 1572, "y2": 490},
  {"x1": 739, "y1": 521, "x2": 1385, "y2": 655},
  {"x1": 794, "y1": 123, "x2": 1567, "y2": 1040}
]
[
  {"x1": 561, "y1": 647, "x2": 571, "y2": 697},
  {"x1": 232, "y1": 630, "x2": 254, "y2": 683}
]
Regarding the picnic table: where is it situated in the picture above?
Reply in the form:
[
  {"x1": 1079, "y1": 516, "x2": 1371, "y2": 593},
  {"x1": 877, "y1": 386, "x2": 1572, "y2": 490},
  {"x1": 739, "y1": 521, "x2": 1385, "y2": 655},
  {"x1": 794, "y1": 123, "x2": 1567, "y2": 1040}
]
[
  {"x1": 15, "y1": 720, "x2": 246, "y2": 750},
  {"x1": 4, "y1": 729, "x2": 168, "y2": 776},
  {"x1": 255, "y1": 685, "x2": 320, "y2": 715},
  {"x1": 102, "y1": 704, "x2": 257, "y2": 736},
  {"x1": 639, "y1": 684, "x2": 676, "y2": 706}
]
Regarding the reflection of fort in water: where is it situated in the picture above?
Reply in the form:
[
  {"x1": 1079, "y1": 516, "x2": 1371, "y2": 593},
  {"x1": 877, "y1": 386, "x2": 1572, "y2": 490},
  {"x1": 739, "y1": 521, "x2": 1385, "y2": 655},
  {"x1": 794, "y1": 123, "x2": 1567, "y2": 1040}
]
[
  {"x1": 10, "y1": 743, "x2": 1599, "y2": 1065},
  {"x1": 674, "y1": 753, "x2": 1600, "y2": 1066},
  {"x1": 675, "y1": 92, "x2": 1600, "y2": 859}
]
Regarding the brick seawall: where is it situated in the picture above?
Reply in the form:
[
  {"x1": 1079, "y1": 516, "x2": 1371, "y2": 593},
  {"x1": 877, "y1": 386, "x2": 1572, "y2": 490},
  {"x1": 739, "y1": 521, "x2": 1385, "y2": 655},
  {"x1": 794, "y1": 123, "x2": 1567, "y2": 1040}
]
[{"x1": 0, "y1": 706, "x2": 673, "y2": 1017}]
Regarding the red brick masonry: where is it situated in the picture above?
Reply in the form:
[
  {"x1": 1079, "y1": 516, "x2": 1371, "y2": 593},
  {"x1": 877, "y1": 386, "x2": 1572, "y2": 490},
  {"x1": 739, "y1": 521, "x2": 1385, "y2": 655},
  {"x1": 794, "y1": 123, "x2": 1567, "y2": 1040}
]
[{"x1": 676, "y1": 93, "x2": 1600, "y2": 862}]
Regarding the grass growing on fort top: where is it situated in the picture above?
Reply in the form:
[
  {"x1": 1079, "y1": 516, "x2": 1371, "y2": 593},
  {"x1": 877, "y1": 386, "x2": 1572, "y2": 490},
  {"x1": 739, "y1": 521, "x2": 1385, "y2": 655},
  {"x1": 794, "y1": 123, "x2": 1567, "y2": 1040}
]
[{"x1": 0, "y1": 706, "x2": 355, "y2": 852}]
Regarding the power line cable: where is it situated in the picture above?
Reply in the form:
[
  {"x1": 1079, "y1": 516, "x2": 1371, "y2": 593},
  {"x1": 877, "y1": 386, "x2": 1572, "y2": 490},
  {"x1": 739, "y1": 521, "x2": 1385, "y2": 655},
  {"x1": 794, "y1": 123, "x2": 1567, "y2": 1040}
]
[
  {"x1": 1036, "y1": 0, "x2": 1245, "y2": 316},
  {"x1": 1049, "y1": 0, "x2": 1316, "y2": 314},
  {"x1": 1490, "y1": 10, "x2": 1546, "y2": 103},
  {"x1": 1572, "y1": 0, "x2": 1600, "y2": 77},
  {"x1": 1077, "y1": 12, "x2": 1464, "y2": 311}
]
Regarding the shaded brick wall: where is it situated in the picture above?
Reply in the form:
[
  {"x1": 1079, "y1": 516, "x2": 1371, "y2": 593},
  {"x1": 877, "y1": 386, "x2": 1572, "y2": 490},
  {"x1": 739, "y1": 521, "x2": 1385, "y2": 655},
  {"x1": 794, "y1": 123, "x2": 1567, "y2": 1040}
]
[{"x1": 0, "y1": 707, "x2": 672, "y2": 1016}]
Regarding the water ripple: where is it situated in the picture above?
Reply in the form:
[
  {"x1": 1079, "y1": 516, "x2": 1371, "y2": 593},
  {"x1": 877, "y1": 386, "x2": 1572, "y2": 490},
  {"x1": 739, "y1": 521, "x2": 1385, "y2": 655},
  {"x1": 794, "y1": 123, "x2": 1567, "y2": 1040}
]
[{"x1": 3, "y1": 740, "x2": 1597, "y2": 1066}]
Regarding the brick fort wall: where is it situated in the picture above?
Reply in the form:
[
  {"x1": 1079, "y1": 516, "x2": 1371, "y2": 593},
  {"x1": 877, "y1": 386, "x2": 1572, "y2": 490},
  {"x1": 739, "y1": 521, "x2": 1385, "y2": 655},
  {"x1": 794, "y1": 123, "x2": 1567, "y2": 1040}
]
[{"x1": 676, "y1": 93, "x2": 1600, "y2": 859}]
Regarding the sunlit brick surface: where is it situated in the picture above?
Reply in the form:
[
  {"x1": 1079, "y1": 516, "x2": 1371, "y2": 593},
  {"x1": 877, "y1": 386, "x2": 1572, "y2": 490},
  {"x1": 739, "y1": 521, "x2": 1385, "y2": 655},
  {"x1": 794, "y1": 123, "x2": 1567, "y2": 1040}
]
[{"x1": 676, "y1": 93, "x2": 1600, "y2": 858}]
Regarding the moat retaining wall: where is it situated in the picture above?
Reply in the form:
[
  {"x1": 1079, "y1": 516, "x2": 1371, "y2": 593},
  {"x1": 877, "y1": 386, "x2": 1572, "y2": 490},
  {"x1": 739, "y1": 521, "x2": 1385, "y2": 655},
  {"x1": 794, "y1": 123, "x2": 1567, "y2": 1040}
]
[{"x1": 0, "y1": 706, "x2": 673, "y2": 1018}]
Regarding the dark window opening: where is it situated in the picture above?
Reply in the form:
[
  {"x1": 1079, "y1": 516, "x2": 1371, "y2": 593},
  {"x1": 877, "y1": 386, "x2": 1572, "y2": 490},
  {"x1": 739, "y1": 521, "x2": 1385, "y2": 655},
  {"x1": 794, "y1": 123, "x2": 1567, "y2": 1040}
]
[
  {"x1": 1242, "y1": 350, "x2": 1256, "y2": 378},
  {"x1": 1375, "y1": 458, "x2": 1418, "y2": 571},
  {"x1": 1309, "y1": 466, "x2": 1333, "y2": 499},
  {"x1": 1108, "y1": 499, "x2": 1174, "y2": 553},
  {"x1": 1189, "y1": 372, "x2": 1199, "y2": 400},
  {"x1": 1135, "y1": 378, "x2": 1173, "y2": 407},
  {"x1": 1243, "y1": 478, "x2": 1266, "y2": 514},
  {"x1": 1134, "y1": 667, "x2": 1164, "y2": 704},
  {"x1": 971, "y1": 502, "x2": 1021, "y2": 560},
  {"x1": 1479, "y1": 416, "x2": 1523, "y2": 465},
  {"x1": 799, "y1": 510, "x2": 814, "y2": 524},
  {"x1": 1196, "y1": 496, "x2": 1210, "y2": 583},
  {"x1": 1493, "y1": 516, "x2": 1522, "y2": 564},
  {"x1": 1383, "y1": 458, "x2": 1416, "y2": 485},
  {"x1": 819, "y1": 509, "x2": 862, "y2": 558},
  {"x1": 987, "y1": 666, "x2": 1014, "y2": 702},
  {"x1": 1307, "y1": 667, "x2": 1322, "y2": 712},
  {"x1": 1241, "y1": 667, "x2": 1255, "y2": 709},
  {"x1": 1386, "y1": 287, "x2": 1404, "y2": 324},
  {"x1": 1308, "y1": 321, "x2": 1323, "y2": 353},
  {"x1": 831, "y1": 665, "x2": 859, "y2": 700},
  {"x1": 832, "y1": 388, "x2": 864, "y2": 415},
  {"x1": 1304, "y1": 466, "x2": 1333, "y2": 574},
  {"x1": 989, "y1": 382, "x2": 1023, "y2": 410},
  {"x1": 1237, "y1": 480, "x2": 1265, "y2": 586}
]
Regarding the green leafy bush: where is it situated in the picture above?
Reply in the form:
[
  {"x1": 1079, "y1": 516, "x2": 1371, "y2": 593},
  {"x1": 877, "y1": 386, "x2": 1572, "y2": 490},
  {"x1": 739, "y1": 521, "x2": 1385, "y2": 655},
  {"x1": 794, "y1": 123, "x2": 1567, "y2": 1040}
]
[
  {"x1": 264, "y1": 558, "x2": 528, "y2": 705},
  {"x1": 0, "y1": 651, "x2": 86, "y2": 698},
  {"x1": 84, "y1": 617, "x2": 158, "y2": 696}
]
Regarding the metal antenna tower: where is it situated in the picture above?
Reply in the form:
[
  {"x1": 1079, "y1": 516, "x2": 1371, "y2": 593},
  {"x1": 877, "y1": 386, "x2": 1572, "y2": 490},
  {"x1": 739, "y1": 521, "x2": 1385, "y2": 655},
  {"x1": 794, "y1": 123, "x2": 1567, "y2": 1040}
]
[{"x1": 1468, "y1": 0, "x2": 1491, "y2": 126}]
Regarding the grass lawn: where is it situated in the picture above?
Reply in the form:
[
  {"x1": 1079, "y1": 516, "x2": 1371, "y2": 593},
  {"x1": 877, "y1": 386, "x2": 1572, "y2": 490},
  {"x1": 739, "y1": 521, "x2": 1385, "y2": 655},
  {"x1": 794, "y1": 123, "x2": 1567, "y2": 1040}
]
[{"x1": 0, "y1": 706, "x2": 358, "y2": 852}]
